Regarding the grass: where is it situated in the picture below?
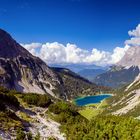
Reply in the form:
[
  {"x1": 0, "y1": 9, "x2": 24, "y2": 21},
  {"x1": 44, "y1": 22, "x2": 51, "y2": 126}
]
[
  {"x1": 85, "y1": 103, "x2": 99, "y2": 107},
  {"x1": 78, "y1": 100, "x2": 108, "y2": 120},
  {"x1": 15, "y1": 94, "x2": 30, "y2": 108},
  {"x1": 18, "y1": 112, "x2": 33, "y2": 122},
  {"x1": 0, "y1": 112, "x2": 22, "y2": 131},
  {"x1": 79, "y1": 108, "x2": 100, "y2": 120}
]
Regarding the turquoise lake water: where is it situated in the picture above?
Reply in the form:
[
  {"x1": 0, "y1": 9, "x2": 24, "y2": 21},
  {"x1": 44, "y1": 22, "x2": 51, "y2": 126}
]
[{"x1": 75, "y1": 94, "x2": 112, "y2": 106}]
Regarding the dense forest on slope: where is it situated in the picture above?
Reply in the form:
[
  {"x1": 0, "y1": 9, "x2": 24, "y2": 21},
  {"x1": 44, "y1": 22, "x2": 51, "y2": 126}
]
[
  {"x1": 52, "y1": 67, "x2": 110, "y2": 99},
  {"x1": 1, "y1": 87, "x2": 140, "y2": 140},
  {"x1": 48, "y1": 101, "x2": 140, "y2": 140}
]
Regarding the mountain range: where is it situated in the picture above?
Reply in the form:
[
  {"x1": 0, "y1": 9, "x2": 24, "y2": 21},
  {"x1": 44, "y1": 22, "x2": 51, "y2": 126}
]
[
  {"x1": 50, "y1": 63, "x2": 106, "y2": 73},
  {"x1": 94, "y1": 45, "x2": 140, "y2": 117},
  {"x1": 50, "y1": 63, "x2": 107, "y2": 82},
  {"x1": 0, "y1": 29, "x2": 99, "y2": 100},
  {"x1": 78, "y1": 68, "x2": 106, "y2": 81},
  {"x1": 94, "y1": 46, "x2": 140, "y2": 88}
]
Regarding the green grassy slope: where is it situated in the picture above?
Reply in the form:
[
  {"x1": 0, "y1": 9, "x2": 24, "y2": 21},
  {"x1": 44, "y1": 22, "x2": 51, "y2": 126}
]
[{"x1": 1, "y1": 86, "x2": 140, "y2": 140}]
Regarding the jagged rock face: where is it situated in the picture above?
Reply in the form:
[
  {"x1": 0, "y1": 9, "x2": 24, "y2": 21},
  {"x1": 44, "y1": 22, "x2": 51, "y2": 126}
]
[
  {"x1": 0, "y1": 29, "x2": 31, "y2": 58},
  {"x1": 117, "y1": 46, "x2": 140, "y2": 68},
  {"x1": 0, "y1": 29, "x2": 61, "y2": 97}
]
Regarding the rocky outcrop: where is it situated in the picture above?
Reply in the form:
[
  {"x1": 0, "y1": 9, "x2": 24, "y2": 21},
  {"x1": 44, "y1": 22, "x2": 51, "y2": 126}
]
[
  {"x1": 117, "y1": 46, "x2": 140, "y2": 68},
  {"x1": 0, "y1": 57, "x2": 60, "y2": 95}
]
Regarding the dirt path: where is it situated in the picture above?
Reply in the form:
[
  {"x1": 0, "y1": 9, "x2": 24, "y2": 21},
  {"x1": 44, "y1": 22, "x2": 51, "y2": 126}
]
[{"x1": 25, "y1": 107, "x2": 66, "y2": 140}]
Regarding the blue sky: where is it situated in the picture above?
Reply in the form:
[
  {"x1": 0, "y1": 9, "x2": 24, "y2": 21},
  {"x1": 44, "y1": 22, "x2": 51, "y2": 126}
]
[
  {"x1": 0, "y1": 0, "x2": 140, "y2": 65},
  {"x1": 0, "y1": 0, "x2": 140, "y2": 50}
]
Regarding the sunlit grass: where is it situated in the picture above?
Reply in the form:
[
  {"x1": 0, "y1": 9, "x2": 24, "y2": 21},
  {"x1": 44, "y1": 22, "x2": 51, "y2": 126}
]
[
  {"x1": 0, "y1": 112, "x2": 22, "y2": 131},
  {"x1": 18, "y1": 111, "x2": 33, "y2": 122},
  {"x1": 79, "y1": 108, "x2": 100, "y2": 120},
  {"x1": 79, "y1": 100, "x2": 108, "y2": 120}
]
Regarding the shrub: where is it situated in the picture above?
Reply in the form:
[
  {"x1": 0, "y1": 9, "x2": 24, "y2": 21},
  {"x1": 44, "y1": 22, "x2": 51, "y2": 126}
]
[
  {"x1": 16, "y1": 129, "x2": 26, "y2": 140},
  {"x1": 0, "y1": 93, "x2": 19, "y2": 108},
  {"x1": 21, "y1": 94, "x2": 51, "y2": 107}
]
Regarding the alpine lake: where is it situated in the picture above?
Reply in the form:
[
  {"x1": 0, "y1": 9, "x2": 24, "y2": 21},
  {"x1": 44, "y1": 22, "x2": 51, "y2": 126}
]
[{"x1": 74, "y1": 94, "x2": 112, "y2": 120}]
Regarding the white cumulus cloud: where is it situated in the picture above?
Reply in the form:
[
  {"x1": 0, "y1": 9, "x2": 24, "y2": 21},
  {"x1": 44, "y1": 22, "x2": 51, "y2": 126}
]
[
  {"x1": 21, "y1": 42, "x2": 42, "y2": 55},
  {"x1": 110, "y1": 45, "x2": 130, "y2": 64},
  {"x1": 40, "y1": 42, "x2": 66, "y2": 64},
  {"x1": 125, "y1": 24, "x2": 140, "y2": 46},
  {"x1": 21, "y1": 42, "x2": 129, "y2": 66},
  {"x1": 128, "y1": 24, "x2": 140, "y2": 37},
  {"x1": 21, "y1": 24, "x2": 140, "y2": 66}
]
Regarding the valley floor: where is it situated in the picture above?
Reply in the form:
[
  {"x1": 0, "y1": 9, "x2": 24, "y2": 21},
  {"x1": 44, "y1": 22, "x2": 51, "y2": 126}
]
[{"x1": 78, "y1": 99, "x2": 108, "y2": 120}]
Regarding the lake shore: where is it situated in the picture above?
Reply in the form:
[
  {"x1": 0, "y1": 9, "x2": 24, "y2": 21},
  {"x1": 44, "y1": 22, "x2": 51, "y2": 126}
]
[{"x1": 74, "y1": 94, "x2": 112, "y2": 106}]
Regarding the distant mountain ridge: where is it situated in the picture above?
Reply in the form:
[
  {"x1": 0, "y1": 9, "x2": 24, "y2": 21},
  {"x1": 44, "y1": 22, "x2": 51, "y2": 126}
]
[
  {"x1": 50, "y1": 63, "x2": 107, "y2": 73},
  {"x1": 78, "y1": 68, "x2": 106, "y2": 81},
  {"x1": 94, "y1": 66, "x2": 139, "y2": 88},
  {"x1": 50, "y1": 63, "x2": 107, "y2": 82},
  {"x1": 94, "y1": 46, "x2": 140, "y2": 88}
]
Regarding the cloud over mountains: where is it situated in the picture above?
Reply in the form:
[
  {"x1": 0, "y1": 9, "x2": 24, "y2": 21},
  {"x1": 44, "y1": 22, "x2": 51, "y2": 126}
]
[
  {"x1": 125, "y1": 24, "x2": 140, "y2": 46},
  {"x1": 21, "y1": 24, "x2": 140, "y2": 66},
  {"x1": 21, "y1": 42, "x2": 129, "y2": 66}
]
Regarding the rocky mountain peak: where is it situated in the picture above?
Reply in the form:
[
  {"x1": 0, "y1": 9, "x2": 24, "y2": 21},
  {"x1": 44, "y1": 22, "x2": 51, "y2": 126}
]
[
  {"x1": 0, "y1": 28, "x2": 31, "y2": 58},
  {"x1": 0, "y1": 29, "x2": 60, "y2": 96},
  {"x1": 117, "y1": 46, "x2": 140, "y2": 68}
]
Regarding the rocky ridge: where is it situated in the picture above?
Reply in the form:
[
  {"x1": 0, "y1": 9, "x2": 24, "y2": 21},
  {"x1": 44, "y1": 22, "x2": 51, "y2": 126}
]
[{"x1": 0, "y1": 29, "x2": 61, "y2": 98}]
